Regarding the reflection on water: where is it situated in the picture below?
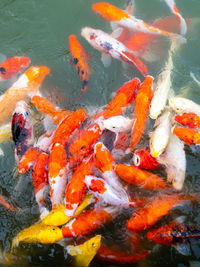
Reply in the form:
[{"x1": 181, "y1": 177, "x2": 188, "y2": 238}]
[{"x1": 0, "y1": 0, "x2": 200, "y2": 266}]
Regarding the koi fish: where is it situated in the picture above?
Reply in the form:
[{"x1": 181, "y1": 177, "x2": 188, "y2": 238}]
[
  {"x1": 102, "y1": 115, "x2": 133, "y2": 133},
  {"x1": 150, "y1": 110, "x2": 172, "y2": 158},
  {"x1": 32, "y1": 152, "x2": 49, "y2": 218},
  {"x1": 174, "y1": 113, "x2": 200, "y2": 128},
  {"x1": 62, "y1": 206, "x2": 117, "y2": 237},
  {"x1": 94, "y1": 142, "x2": 127, "y2": 194},
  {"x1": 51, "y1": 108, "x2": 87, "y2": 147},
  {"x1": 96, "y1": 77, "x2": 140, "y2": 120},
  {"x1": 164, "y1": 0, "x2": 187, "y2": 35},
  {"x1": 97, "y1": 245, "x2": 149, "y2": 264},
  {"x1": 81, "y1": 27, "x2": 148, "y2": 76},
  {"x1": 0, "y1": 194, "x2": 16, "y2": 212},
  {"x1": 31, "y1": 95, "x2": 71, "y2": 124},
  {"x1": 34, "y1": 129, "x2": 55, "y2": 153},
  {"x1": 0, "y1": 66, "x2": 50, "y2": 125},
  {"x1": 42, "y1": 193, "x2": 94, "y2": 227},
  {"x1": 158, "y1": 133, "x2": 186, "y2": 190},
  {"x1": 172, "y1": 126, "x2": 200, "y2": 145},
  {"x1": 115, "y1": 164, "x2": 166, "y2": 191},
  {"x1": 65, "y1": 155, "x2": 93, "y2": 217},
  {"x1": 68, "y1": 123, "x2": 103, "y2": 163},
  {"x1": 130, "y1": 75, "x2": 154, "y2": 151},
  {"x1": 92, "y1": 2, "x2": 186, "y2": 42},
  {"x1": 0, "y1": 123, "x2": 12, "y2": 143},
  {"x1": 85, "y1": 175, "x2": 131, "y2": 207},
  {"x1": 147, "y1": 220, "x2": 200, "y2": 246},
  {"x1": 169, "y1": 97, "x2": 200, "y2": 115},
  {"x1": 11, "y1": 101, "x2": 34, "y2": 161},
  {"x1": 18, "y1": 147, "x2": 41, "y2": 174},
  {"x1": 69, "y1": 34, "x2": 92, "y2": 94},
  {"x1": 48, "y1": 143, "x2": 69, "y2": 209},
  {"x1": 112, "y1": 132, "x2": 129, "y2": 161},
  {"x1": 133, "y1": 148, "x2": 160, "y2": 170},
  {"x1": 11, "y1": 222, "x2": 63, "y2": 250},
  {"x1": 0, "y1": 56, "x2": 31, "y2": 79},
  {"x1": 127, "y1": 193, "x2": 196, "y2": 231},
  {"x1": 66, "y1": 235, "x2": 101, "y2": 267}
]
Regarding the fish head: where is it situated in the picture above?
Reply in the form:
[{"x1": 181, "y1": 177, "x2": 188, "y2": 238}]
[
  {"x1": 81, "y1": 27, "x2": 98, "y2": 45},
  {"x1": 25, "y1": 66, "x2": 50, "y2": 87},
  {"x1": 42, "y1": 204, "x2": 70, "y2": 226},
  {"x1": 169, "y1": 97, "x2": 186, "y2": 113},
  {"x1": 38, "y1": 225, "x2": 63, "y2": 244}
]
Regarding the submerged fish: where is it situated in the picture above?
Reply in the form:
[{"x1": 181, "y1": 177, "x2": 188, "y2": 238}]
[
  {"x1": 0, "y1": 194, "x2": 16, "y2": 212},
  {"x1": 81, "y1": 27, "x2": 148, "y2": 76},
  {"x1": 66, "y1": 235, "x2": 101, "y2": 267},
  {"x1": 0, "y1": 123, "x2": 12, "y2": 143},
  {"x1": 69, "y1": 34, "x2": 92, "y2": 94},
  {"x1": 169, "y1": 97, "x2": 200, "y2": 115},
  {"x1": 0, "y1": 56, "x2": 31, "y2": 79}
]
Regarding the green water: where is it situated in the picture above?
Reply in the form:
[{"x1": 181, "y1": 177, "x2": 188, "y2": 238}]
[{"x1": 0, "y1": 0, "x2": 200, "y2": 266}]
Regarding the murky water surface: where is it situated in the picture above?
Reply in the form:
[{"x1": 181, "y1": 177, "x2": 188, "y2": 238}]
[{"x1": 0, "y1": 0, "x2": 200, "y2": 266}]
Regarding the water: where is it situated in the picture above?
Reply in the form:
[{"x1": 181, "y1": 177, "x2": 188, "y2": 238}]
[{"x1": 0, "y1": 0, "x2": 200, "y2": 266}]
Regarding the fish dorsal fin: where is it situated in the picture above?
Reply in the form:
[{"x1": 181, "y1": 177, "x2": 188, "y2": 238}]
[{"x1": 101, "y1": 53, "x2": 112, "y2": 68}]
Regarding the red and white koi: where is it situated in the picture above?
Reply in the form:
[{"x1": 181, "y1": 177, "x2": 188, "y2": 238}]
[
  {"x1": 174, "y1": 113, "x2": 200, "y2": 128},
  {"x1": 133, "y1": 148, "x2": 160, "y2": 170},
  {"x1": 81, "y1": 27, "x2": 148, "y2": 76},
  {"x1": 18, "y1": 147, "x2": 41, "y2": 174}
]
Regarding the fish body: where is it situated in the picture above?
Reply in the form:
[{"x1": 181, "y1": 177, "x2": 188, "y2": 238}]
[
  {"x1": 62, "y1": 206, "x2": 115, "y2": 237},
  {"x1": 174, "y1": 113, "x2": 200, "y2": 128},
  {"x1": 65, "y1": 155, "x2": 93, "y2": 217},
  {"x1": 96, "y1": 78, "x2": 140, "y2": 120},
  {"x1": 69, "y1": 123, "x2": 103, "y2": 163},
  {"x1": 169, "y1": 97, "x2": 200, "y2": 115},
  {"x1": 172, "y1": 127, "x2": 200, "y2": 145},
  {"x1": 127, "y1": 193, "x2": 196, "y2": 231},
  {"x1": 0, "y1": 123, "x2": 12, "y2": 143},
  {"x1": 0, "y1": 66, "x2": 50, "y2": 125},
  {"x1": 115, "y1": 164, "x2": 166, "y2": 190},
  {"x1": 81, "y1": 27, "x2": 148, "y2": 76},
  {"x1": 164, "y1": 0, "x2": 187, "y2": 35},
  {"x1": 32, "y1": 152, "x2": 49, "y2": 215},
  {"x1": 18, "y1": 147, "x2": 41, "y2": 174},
  {"x1": 11, "y1": 101, "x2": 34, "y2": 161},
  {"x1": 67, "y1": 235, "x2": 101, "y2": 267},
  {"x1": 158, "y1": 133, "x2": 186, "y2": 190},
  {"x1": 150, "y1": 110, "x2": 171, "y2": 157},
  {"x1": 85, "y1": 175, "x2": 130, "y2": 207},
  {"x1": 31, "y1": 95, "x2": 71, "y2": 124},
  {"x1": 48, "y1": 143, "x2": 69, "y2": 209},
  {"x1": 0, "y1": 194, "x2": 16, "y2": 211},
  {"x1": 69, "y1": 34, "x2": 92, "y2": 94},
  {"x1": 133, "y1": 148, "x2": 160, "y2": 170},
  {"x1": 92, "y1": 2, "x2": 185, "y2": 41},
  {"x1": 97, "y1": 245, "x2": 149, "y2": 264},
  {"x1": 0, "y1": 56, "x2": 31, "y2": 79},
  {"x1": 147, "y1": 222, "x2": 200, "y2": 245},
  {"x1": 103, "y1": 115, "x2": 133, "y2": 133},
  {"x1": 11, "y1": 222, "x2": 63, "y2": 249},
  {"x1": 130, "y1": 75, "x2": 154, "y2": 151},
  {"x1": 51, "y1": 108, "x2": 86, "y2": 147}
]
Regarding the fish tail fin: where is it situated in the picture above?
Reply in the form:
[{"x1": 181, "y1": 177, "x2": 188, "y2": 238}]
[
  {"x1": 190, "y1": 72, "x2": 200, "y2": 86},
  {"x1": 170, "y1": 33, "x2": 187, "y2": 47},
  {"x1": 120, "y1": 51, "x2": 148, "y2": 77}
]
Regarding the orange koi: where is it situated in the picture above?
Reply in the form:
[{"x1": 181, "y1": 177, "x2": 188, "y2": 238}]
[
  {"x1": 174, "y1": 113, "x2": 200, "y2": 128},
  {"x1": 130, "y1": 75, "x2": 153, "y2": 151},
  {"x1": 69, "y1": 34, "x2": 92, "y2": 94},
  {"x1": 97, "y1": 245, "x2": 149, "y2": 264},
  {"x1": 115, "y1": 164, "x2": 166, "y2": 191},
  {"x1": 0, "y1": 56, "x2": 31, "y2": 79},
  {"x1": 62, "y1": 206, "x2": 115, "y2": 237},
  {"x1": 18, "y1": 147, "x2": 41, "y2": 174},
  {"x1": 92, "y1": 2, "x2": 185, "y2": 41},
  {"x1": 65, "y1": 155, "x2": 93, "y2": 217},
  {"x1": 172, "y1": 127, "x2": 200, "y2": 145},
  {"x1": 51, "y1": 108, "x2": 87, "y2": 147},
  {"x1": 0, "y1": 194, "x2": 16, "y2": 212},
  {"x1": 31, "y1": 95, "x2": 71, "y2": 124},
  {"x1": 0, "y1": 66, "x2": 50, "y2": 125},
  {"x1": 133, "y1": 148, "x2": 160, "y2": 170},
  {"x1": 147, "y1": 220, "x2": 200, "y2": 245},
  {"x1": 68, "y1": 123, "x2": 103, "y2": 163},
  {"x1": 127, "y1": 193, "x2": 197, "y2": 231},
  {"x1": 96, "y1": 78, "x2": 140, "y2": 120},
  {"x1": 48, "y1": 143, "x2": 69, "y2": 209},
  {"x1": 32, "y1": 152, "x2": 49, "y2": 214}
]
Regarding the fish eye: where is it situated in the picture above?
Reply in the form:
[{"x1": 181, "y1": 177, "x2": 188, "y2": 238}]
[
  {"x1": 80, "y1": 145, "x2": 86, "y2": 149},
  {"x1": 52, "y1": 228, "x2": 55, "y2": 231},
  {"x1": 92, "y1": 242, "x2": 96, "y2": 248}
]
